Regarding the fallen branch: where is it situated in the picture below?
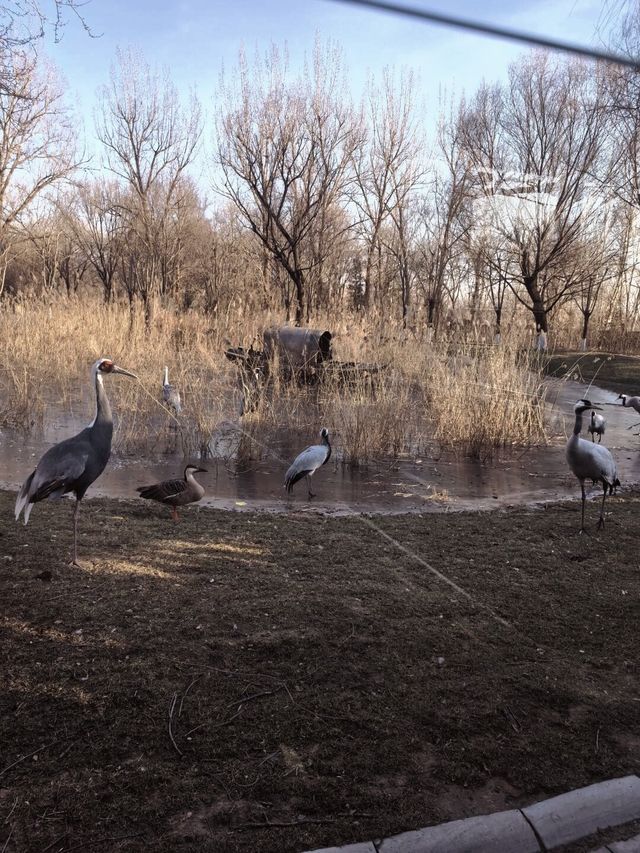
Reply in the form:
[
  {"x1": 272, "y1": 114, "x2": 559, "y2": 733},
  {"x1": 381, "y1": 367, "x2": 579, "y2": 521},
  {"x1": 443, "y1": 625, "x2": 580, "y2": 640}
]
[
  {"x1": 229, "y1": 688, "x2": 280, "y2": 708},
  {"x1": 0, "y1": 738, "x2": 65, "y2": 779},
  {"x1": 179, "y1": 674, "x2": 203, "y2": 718},
  {"x1": 1, "y1": 826, "x2": 13, "y2": 853},
  {"x1": 59, "y1": 832, "x2": 145, "y2": 852},
  {"x1": 168, "y1": 693, "x2": 183, "y2": 757},
  {"x1": 185, "y1": 706, "x2": 244, "y2": 739},
  {"x1": 231, "y1": 816, "x2": 336, "y2": 832}
]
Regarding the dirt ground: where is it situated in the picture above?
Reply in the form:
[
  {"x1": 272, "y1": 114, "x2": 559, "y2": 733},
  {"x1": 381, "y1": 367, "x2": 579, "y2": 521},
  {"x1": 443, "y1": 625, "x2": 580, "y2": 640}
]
[{"x1": 1, "y1": 488, "x2": 638, "y2": 853}]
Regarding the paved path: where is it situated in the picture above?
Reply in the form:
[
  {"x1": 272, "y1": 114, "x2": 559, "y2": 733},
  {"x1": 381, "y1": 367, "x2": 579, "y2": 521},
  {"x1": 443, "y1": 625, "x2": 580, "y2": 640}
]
[{"x1": 304, "y1": 775, "x2": 640, "y2": 853}]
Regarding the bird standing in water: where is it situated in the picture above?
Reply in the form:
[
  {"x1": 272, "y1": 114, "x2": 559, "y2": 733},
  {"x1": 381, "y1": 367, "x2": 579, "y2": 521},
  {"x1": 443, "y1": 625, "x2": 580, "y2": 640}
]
[
  {"x1": 136, "y1": 465, "x2": 207, "y2": 520},
  {"x1": 162, "y1": 366, "x2": 182, "y2": 415},
  {"x1": 15, "y1": 358, "x2": 138, "y2": 565},
  {"x1": 566, "y1": 399, "x2": 619, "y2": 532},
  {"x1": 284, "y1": 428, "x2": 331, "y2": 499}
]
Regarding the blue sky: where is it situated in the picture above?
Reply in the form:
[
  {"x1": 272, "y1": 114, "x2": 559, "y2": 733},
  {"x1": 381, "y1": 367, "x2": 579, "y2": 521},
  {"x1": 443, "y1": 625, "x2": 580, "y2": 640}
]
[{"x1": 44, "y1": 0, "x2": 615, "y2": 166}]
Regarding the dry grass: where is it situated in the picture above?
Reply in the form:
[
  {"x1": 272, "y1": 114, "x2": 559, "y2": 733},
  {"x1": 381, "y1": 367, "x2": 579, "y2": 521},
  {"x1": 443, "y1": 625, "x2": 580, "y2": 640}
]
[{"x1": 0, "y1": 297, "x2": 547, "y2": 463}]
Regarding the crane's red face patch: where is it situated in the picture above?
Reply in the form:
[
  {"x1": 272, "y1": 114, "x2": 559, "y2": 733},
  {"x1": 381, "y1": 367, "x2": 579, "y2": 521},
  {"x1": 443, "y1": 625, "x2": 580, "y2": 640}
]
[{"x1": 99, "y1": 360, "x2": 114, "y2": 373}]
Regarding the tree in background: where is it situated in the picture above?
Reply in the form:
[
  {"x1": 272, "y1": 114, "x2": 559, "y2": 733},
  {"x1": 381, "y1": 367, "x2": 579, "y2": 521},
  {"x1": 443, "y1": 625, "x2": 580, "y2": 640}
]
[
  {"x1": 0, "y1": 48, "x2": 80, "y2": 297},
  {"x1": 216, "y1": 40, "x2": 362, "y2": 325},
  {"x1": 461, "y1": 55, "x2": 607, "y2": 348},
  {"x1": 96, "y1": 48, "x2": 202, "y2": 325}
]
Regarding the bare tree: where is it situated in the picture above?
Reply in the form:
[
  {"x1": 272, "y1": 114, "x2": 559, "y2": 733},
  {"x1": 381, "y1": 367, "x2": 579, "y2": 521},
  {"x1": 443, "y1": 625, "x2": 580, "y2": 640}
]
[
  {"x1": 350, "y1": 69, "x2": 421, "y2": 313},
  {"x1": 96, "y1": 47, "x2": 202, "y2": 324},
  {"x1": 63, "y1": 179, "x2": 126, "y2": 303},
  {"x1": 461, "y1": 55, "x2": 606, "y2": 348},
  {"x1": 0, "y1": 0, "x2": 93, "y2": 52},
  {"x1": 415, "y1": 101, "x2": 471, "y2": 334},
  {"x1": 216, "y1": 40, "x2": 361, "y2": 325},
  {"x1": 0, "y1": 48, "x2": 79, "y2": 297}
]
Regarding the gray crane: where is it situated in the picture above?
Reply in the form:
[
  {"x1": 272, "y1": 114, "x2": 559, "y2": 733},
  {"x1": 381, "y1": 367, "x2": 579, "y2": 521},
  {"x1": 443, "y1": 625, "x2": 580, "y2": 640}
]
[
  {"x1": 162, "y1": 366, "x2": 182, "y2": 415},
  {"x1": 284, "y1": 427, "x2": 331, "y2": 499},
  {"x1": 136, "y1": 464, "x2": 207, "y2": 520},
  {"x1": 15, "y1": 357, "x2": 137, "y2": 565},
  {"x1": 566, "y1": 399, "x2": 619, "y2": 532},
  {"x1": 588, "y1": 409, "x2": 606, "y2": 442},
  {"x1": 617, "y1": 393, "x2": 640, "y2": 431}
]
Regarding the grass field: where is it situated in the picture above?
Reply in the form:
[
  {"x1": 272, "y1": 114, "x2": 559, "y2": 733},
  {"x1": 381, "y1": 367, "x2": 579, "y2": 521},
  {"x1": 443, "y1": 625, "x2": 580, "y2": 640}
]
[{"x1": 1, "y1": 489, "x2": 638, "y2": 853}]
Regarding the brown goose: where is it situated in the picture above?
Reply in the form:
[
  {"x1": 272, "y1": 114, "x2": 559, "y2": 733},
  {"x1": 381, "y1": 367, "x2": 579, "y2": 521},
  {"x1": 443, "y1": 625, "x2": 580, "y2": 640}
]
[{"x1": 136, "y1": 465, "x2": 207, "y2": 520}]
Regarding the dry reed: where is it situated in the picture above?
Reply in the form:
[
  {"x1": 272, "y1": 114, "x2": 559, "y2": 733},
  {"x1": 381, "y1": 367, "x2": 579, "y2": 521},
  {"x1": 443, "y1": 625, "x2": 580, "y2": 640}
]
[{"x1": 0, "y1": 297, "x2": 547, "y2": 464}]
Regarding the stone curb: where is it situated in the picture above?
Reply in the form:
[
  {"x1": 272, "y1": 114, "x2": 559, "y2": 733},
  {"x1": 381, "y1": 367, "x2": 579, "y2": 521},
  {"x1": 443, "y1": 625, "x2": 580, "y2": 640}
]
[
  {"x1": 591, "y1": 830, "x2": 640, "y2": 853},
  {"x1": 304, "y1": 775, "x2": 640, "y2": 853}
]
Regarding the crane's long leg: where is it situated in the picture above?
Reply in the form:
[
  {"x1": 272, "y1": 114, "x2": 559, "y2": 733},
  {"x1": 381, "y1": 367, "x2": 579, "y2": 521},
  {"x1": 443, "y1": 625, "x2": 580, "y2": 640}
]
[
  {"x1": 171, "y1": 506, "x2": 179, "y2": 521},
  {"x1": 580, "y1": 482, "x2": 586, "y2": 534},
  {"x1": 598, "y1": 483, "x2": 607, "y2": 529},
  {"x1": 72, "y1": 499, "x2": 80, "y2": 566},
  {"x1": 306, "y1": 475, "x2": 316, "y2": 499}
]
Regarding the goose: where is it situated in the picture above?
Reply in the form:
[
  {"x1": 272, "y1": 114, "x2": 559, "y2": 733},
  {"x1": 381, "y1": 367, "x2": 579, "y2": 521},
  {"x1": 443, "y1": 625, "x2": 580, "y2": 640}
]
[{"x1": 137, "y1": 464, "x2": 207, "y2": 520}]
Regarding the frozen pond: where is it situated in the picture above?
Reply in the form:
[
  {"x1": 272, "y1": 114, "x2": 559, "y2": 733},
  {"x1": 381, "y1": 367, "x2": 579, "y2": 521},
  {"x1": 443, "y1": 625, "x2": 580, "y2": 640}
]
[{"x1": 2, "y1": 378, "x2": 640, "y2": 515}]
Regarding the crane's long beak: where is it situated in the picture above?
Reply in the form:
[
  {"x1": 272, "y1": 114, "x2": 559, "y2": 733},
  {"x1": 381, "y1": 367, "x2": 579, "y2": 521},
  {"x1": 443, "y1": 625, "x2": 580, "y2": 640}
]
[
  {"x1": 591, "y1": 405, "x2": 603, "y2": 411},
  {"x1": 196, "y1": 467, "x2": 208, "y2": 474},
  {"x1": 113, "y1": 365, "x2": 138, "y2": 379}
]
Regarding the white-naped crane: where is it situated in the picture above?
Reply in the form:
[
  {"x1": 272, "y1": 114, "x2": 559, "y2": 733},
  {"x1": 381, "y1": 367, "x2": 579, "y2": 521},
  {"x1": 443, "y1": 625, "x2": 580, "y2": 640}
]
[
  {"x1": 284, "y1": 427, "x2": 331, "y2": 499},
  {"x1": 15, "y1": 358, "x2": 137, "y2": 565},
  {"x1": 566, "y1": 399, "x2": 619, "y2": 533},
  {"x1": 136, "y1": 464, "x2": 206, "y2": 520},
  {"x1": 162, "y1": 366, "x2": 182, "y2": 414},
  {"x1": 617, "y1": 393, "x2": 640, "y2": 431},
  {"x1": 588, "y1": 409, "x2": 606, "y2": 443}
]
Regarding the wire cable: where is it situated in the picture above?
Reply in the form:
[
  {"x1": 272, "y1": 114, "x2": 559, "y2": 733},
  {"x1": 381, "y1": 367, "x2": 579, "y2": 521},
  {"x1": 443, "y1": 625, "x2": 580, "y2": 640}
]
[{"x1": 325, "y1": 0, "x2": 640, "y2": 70}]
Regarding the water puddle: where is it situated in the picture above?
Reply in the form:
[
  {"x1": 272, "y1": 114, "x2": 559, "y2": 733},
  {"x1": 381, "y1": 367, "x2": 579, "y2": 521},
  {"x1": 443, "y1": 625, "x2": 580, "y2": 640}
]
[{"x1": 2, "y1": 379, "x2": 640, "y2": 516}]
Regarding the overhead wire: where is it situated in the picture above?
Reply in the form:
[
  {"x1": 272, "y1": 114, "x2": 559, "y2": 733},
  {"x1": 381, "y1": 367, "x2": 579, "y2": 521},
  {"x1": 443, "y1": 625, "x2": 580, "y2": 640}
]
[{"x1": 325, "y1": 0, "x2": 640, "y2": 70}]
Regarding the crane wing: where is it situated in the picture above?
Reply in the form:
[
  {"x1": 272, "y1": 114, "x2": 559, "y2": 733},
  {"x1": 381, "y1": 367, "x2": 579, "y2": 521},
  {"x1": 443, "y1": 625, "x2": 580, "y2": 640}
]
[
  {"x1": 16, "y1": 442, "x2": 90, "y2": 522},
  {"x1": 28, "y1": 444, "x2": 90, "y2": 503},
  {"x1": 284, "y1": 444, "x2": 328, "y2": 489}
]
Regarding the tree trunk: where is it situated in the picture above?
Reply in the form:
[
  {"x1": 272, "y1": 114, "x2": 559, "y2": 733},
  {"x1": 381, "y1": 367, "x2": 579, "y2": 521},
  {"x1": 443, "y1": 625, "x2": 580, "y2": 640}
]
[
  {"x1": 580, "y1": 311, "x2": 591, "y2": 351},
  {"x1": 524, "y1": 275, "x2": 549, "y2": 350},
  {"x1": 293, "y1": 269, "x2": 304, "y2": 327}
]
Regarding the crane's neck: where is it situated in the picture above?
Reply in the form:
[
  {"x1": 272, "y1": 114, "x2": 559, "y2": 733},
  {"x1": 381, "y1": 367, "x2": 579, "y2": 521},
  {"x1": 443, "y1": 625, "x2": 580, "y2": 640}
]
[
  {"x1": 572, "y1": 409, "x2": 584, "y2": 437},
  {"x1": 322, "y1": 433, "x2": 332, "y2": 464},
  {"x1": 90, "y1": 369, "x2": 113, "y2": 430},
  {"x1": 163, "y1": 367, "x2": 169, "y2": 386}
]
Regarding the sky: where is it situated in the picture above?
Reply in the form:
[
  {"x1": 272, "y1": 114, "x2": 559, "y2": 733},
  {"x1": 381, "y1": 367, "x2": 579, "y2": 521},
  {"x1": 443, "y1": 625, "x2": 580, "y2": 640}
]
[{"x1": 42, "y1": 0, "x2": 621, "y2": 174}]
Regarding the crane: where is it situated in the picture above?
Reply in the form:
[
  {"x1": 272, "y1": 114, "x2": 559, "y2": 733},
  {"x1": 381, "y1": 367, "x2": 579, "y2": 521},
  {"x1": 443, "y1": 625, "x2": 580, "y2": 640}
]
[
  {"x1": 284, "y1": 427, "x2": 331, "y2": 499},
  {"x1": 15, "y1": 357, "x2": 137, "y2": 565},
  {"x1": 588, "y1": 409, "x2": 605, "y2": 442},
  {"x1": 566, "y1": 399, "x2": 619, "y2": 533},
  {"x1": 136, "y1": 464, "x2": 207, "y2": 520},
  {"x1": 162, "y1": 366, "x2": 182, "y2": 414},
  {"x1": 617, "y1": 393, "x2": 640, "y2": 431}
]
